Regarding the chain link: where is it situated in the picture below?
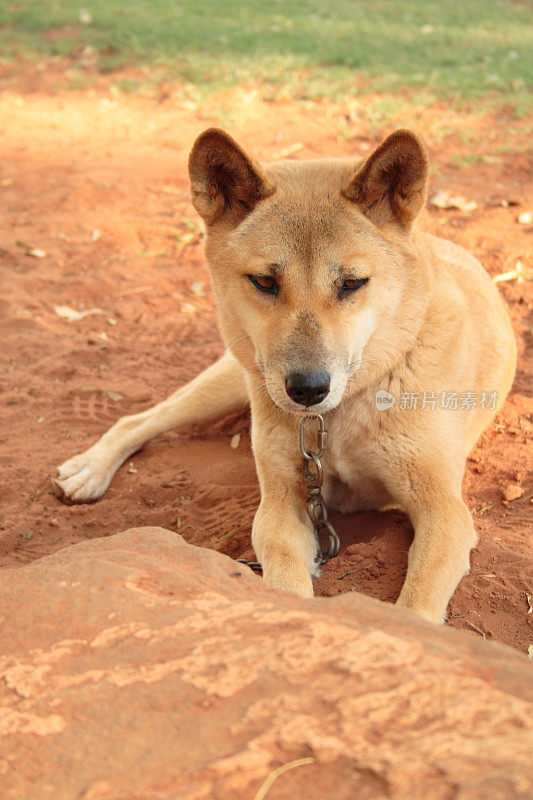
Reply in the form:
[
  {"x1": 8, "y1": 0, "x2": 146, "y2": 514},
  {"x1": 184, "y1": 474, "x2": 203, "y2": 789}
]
[
  {"x1": 299, "y1": 414, "x2": 340, "y2": 562},
  {"x1": 238, "y1": 414, "x2": 340, "y2": 573}
]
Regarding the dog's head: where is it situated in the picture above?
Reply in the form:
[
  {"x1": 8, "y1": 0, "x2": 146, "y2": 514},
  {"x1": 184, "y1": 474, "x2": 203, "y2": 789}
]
[{"x1": 189, "y1": 128, "x2": 429, "y2": 413}]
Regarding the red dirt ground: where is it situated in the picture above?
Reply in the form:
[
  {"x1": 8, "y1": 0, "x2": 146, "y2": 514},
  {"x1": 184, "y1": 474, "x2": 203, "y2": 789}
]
[{"x1": 0, "y1": 65, "x2": 531, "y2": 653}]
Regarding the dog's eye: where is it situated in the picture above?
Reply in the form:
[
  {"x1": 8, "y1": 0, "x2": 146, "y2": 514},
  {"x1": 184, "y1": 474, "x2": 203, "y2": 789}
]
[
  {"x1": 339, "y1": 277, "x2": 369, "y2": 298},
  {"x1": 247, "y1": 274, "x2": 279, "y2": 296}
]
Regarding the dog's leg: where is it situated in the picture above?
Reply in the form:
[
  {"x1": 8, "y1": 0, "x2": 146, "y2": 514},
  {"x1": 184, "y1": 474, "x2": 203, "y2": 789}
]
[
  {"x1": 252, "y1": 489, "x2": 318, "y2": 597},
  {"x1": 53, "y1": 350, "x2": 247, "y2": 503},
  {"x1": 249, "y1": 401, "x2": 319, "y2": 597},
  {"x1": 395, "y1": 482, "x2": 478, "y2": 623}
]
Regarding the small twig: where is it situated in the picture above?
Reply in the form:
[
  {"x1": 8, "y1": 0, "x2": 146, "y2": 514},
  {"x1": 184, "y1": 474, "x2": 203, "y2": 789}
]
[
  {"x1": 465, "y1": 620, "x2": 487, "y2": 639},
  {"x1": 252, "y1": 758, "x2": 315, "y2": 800},
  {"x1": 338, "y1": 562, "x2": 377, "y2": 580},
  {"x1": 216, "y1": 524, "x2": 246, "y2": 543},
  {"x1": 113, "y1": 285, "x2": 153, "y2": 297},
  {"x1": 177, "y1": 524, "x2": 196, "y2": 535}
]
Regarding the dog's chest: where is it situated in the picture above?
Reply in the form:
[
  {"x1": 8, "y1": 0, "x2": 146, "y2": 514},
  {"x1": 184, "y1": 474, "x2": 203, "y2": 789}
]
[{"x1": 322, "y1": 408, "x2": 395, "y2": 512}]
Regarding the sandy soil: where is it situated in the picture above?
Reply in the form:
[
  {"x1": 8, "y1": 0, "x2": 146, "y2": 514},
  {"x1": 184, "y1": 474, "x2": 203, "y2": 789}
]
[{"x1": 0, "y1": 64, "x2": 531, "y2": 652}]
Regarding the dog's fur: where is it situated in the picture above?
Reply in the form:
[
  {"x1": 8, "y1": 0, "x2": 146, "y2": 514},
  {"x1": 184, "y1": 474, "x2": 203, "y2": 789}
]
[{"x1": 53, "y1": 128, "x2": 516, "y2": 623}]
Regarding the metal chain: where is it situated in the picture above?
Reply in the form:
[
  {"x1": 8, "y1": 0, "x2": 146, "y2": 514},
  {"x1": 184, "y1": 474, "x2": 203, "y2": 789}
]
[
  {"x1": 238, "y1": 413, "x2": 340, "y2": 574},
  {"x1": 299, "y1": 414, "x2": 340, "y2": 563}
]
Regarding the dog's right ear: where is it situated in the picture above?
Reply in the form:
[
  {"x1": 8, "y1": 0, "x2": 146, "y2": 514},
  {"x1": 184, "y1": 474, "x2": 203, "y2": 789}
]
[{"x1": 188, "y1": 128, "x2": 274, "y2": 227}]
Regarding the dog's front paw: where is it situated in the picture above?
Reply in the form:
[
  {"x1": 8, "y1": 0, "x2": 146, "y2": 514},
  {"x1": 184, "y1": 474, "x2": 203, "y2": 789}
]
[
  {"x1": 395, "y1": 595, "x2": 445, "y2": 625},
  {"x1": 52, "y1": 448, "x2": 117, "y2": 504},
  {"x1": 262, "y1": 559, "x2": 314, "y2": 598}
]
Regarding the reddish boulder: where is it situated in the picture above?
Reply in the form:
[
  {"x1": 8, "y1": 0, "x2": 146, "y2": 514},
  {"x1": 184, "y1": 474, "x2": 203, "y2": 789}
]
[{"x1": 0, "y1": 527, "x2": 531, "y2": 799}]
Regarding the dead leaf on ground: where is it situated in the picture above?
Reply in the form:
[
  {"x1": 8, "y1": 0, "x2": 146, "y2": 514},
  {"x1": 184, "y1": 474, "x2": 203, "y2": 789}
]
[
  {"x1": 273, "y1": 142, "x2": 304, "y2": 159},
  {"x1": 493, "y1": 257, "x2": 533, "y2": 284},
  {"x1": 527, "y1": 594, "x2": 533, "y2": 615},
  {"x1": 430, "y1": 190, "x2": 477, "y2": 213},
  {"x1": 106, "y1": 390, "x2": 124, "y2": 402},
  {"x1": 176, "y1": 231, "x2": 199, "y2": 245},
  {"x1": 180, "y1": 303, "x2": 198, "y2": 314},
  {"x1": 161, "y1": 184, "x2": 181, "y2": 195},
  {"x1": 16, "y1": 238, "x2": 47, "y2": 257},
  {"x1": 528, "y1": 645, "x2": 533, "y2": 659},
  {"x1": 87, "y1": 331, "x2": 109, "y2": 344},
  {"x1": 191, "y1": 281, "x2": 205, "y2": 296},
  {"x1": 518, "y1": 210, "x2": 532, "y2": 225},
  {"x1": 53, "y1": 305, "x2": 104, "y2": 322},
  {"x1": 230, "y1": 433, "x2": 241, "y2": 449}
]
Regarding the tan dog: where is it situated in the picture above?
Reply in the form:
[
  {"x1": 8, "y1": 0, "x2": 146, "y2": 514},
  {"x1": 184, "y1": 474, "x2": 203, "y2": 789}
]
[{"x1": 53, "y1": 128, "x2": 516, "y2": 623}]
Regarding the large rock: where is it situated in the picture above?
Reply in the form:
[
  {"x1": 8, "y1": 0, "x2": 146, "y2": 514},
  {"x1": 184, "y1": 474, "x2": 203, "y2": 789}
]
[{"x1": 1, "y1": 528, "x2": 531, "y2": 800}]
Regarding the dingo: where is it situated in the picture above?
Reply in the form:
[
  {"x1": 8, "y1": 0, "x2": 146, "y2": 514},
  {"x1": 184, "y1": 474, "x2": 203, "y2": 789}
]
[{"x1": 53, "y1": 128, "x2": 516, "y2": 623}]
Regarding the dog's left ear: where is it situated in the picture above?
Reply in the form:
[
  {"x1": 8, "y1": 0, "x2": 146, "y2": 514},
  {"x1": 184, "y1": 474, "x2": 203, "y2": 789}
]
[{"x1": 342, "y1": 130, "x2": 428, "y2": 229}]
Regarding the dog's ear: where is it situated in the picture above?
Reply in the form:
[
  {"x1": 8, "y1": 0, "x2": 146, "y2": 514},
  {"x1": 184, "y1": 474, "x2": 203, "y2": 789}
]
[
  {"x1": 342, "y1": 130, "x2": 428, "y2": 229},
  {"x1": 188, "y1": 128, "x2": 274, "y2": 226}
]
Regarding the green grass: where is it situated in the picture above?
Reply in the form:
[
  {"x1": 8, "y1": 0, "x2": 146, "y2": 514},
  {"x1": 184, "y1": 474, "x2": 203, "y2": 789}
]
[{"x1": 1, "y1": 0, "x2": 532, "y2": 110}]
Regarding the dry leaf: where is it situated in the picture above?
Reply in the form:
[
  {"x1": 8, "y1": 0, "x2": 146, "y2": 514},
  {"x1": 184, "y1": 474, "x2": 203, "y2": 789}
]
[
  {"x1": 106, "y1": 390, "x2": 124, "y2": 402},
  {"x1": 161, "y1": 184, "x2": 181, "y2": 195},
  {"x1": 128, "y1": 462, "x2": 137, "y2": 474},
  {"x1": 527, "y1": 595, "x2": 533, "y2": 615},
  {"x1": 176, "y1": 231, "x2": 198, "y2": 245},
  {"x1": 529, "y1": 645, "x2": 533, "y2": 659},
  {"x1": 27, "y1": 248, "x2": 47, "y2": 258},
  {"x1": 430, "y1": 190, "x2": 477, "y2": 213},
  {"x1": 53, "y1": 305, "x2": 104, "y2": 322},
  {"x1": 518, "y1": 211, "x2": 532, "y2": 225},
  {"x1": 191, "y1": 281, "x2": 205, "y2": 296},
  {"x1": 230, "y1": 433, "x2": 241, "y2": 449},
  {"x1": 273, "y1": 142, "x2": 304, "y2": 159},
  {"x1": 91, "y1": 229, "x2": 102, "y2": 242},
  {"x1": 493, "y1": 259, "x2": 533, "y2": 284}
]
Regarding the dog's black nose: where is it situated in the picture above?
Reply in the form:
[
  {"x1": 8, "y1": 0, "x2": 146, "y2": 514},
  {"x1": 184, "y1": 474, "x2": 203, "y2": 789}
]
[{"x1": 285, "y1": 370, "x2": 330, "y2": 407}]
